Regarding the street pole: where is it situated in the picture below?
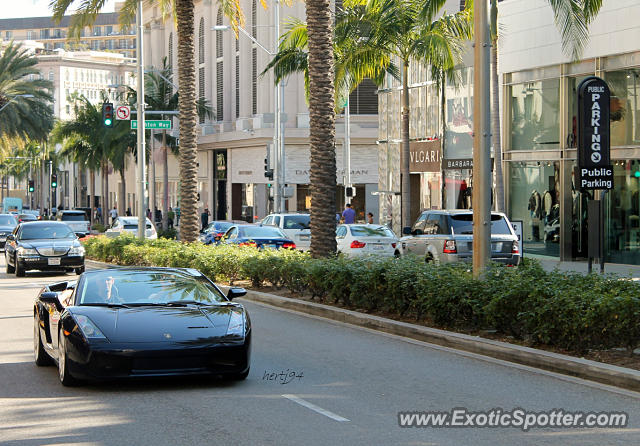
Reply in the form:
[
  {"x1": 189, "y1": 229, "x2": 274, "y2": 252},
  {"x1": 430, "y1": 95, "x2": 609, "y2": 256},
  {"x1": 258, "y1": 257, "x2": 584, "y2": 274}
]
[
  {"x1": 472, "y1": 0, "x2": 492, "y2": 278},
  {"x1": 345, "y1": 98, "x2": 351, "y2": 204},
  {"x1": 273, "y1": 0, "x2": 281, "y2": 213},
  {"x1": 279, "y1": 77, "x2": 286, "y2": 212},
  {"x1": 136, "y1": 0, "x2": 147, "y2": 239}
]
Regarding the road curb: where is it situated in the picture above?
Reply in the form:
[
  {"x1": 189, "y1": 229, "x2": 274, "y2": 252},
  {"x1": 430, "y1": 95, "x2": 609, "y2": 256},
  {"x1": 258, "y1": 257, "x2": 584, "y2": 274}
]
[
  {"x1": 85, "y1": 259, "x2": 640, "y2": 392},
  {"x1": 234, "y1": 288, "x2": 640, "y2": 392}
]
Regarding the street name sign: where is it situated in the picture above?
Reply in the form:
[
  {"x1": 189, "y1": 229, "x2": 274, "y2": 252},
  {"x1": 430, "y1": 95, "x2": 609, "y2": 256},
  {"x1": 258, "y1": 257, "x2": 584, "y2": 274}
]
[
  {"x1": 577, "y1": 76, "x2": 613, "y2": 190},
  {"x1": 131, "y1": 120, "x2": 172, "y2": 130}
]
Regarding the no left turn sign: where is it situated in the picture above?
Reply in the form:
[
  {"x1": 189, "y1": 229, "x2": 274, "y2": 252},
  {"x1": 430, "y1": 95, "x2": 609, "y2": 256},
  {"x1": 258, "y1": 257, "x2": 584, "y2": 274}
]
[{"x1": 116, "y1": 105, "x2": 131, "y2": 120}]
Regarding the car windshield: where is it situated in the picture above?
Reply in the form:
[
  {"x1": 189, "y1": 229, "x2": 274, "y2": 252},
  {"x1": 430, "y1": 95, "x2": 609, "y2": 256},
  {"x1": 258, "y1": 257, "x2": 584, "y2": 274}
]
[
  {"x1": 349, "y1": 226, "x2": 395, "y2": 237},
  {"x1": 0, "y1": 215, "x2": 17, "y2": 225},
  {"x1": 240, "y1": 226, "x2": 285, "y2": 238},
  {"x1": 18, "y1": 214, "x2": 36, "y2": 220},
  {"x1": 61, "y1": 213, "x2": 87, "y2": 221},
  {"x1": 450, "y1": 214, "x2": 513, "y2": 235},
  {"x1": 77, "y1": 270, "x2": 227, "y2": 305},
  {"x1": 206, "y1": 222, "x2": 233, "y2": 233},
  {"x1": 124, "y1": 224, "x2": 153, "y2": 230},
  {"x1": 20, "y1": 224, "x2": 75, "y2": 240},
  {"x1": 283, "y1": 215, "x2": 310, "y2": 230}
]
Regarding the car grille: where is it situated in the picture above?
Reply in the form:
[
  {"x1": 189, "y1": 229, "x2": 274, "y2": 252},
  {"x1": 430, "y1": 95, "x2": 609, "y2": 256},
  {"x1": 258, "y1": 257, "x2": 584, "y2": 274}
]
[{"x1": 36, "y1": 246, "x2": 69, "y2": 256}]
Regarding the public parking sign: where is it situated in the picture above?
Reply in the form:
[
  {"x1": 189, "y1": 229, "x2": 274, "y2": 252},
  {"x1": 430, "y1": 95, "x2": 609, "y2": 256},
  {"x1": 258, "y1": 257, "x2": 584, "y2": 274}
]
[
  {"x1": 116, "y1": 105, "x2": 131, "y2": 120},
  {"x1": 576, "y1": 76, "x2": 613, "y2": 190}
]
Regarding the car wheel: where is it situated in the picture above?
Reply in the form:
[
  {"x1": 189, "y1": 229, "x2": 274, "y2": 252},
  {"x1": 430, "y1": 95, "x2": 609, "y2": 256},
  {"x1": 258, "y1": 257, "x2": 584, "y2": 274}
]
[
  {"x1": 15, "y1": 257, "x2": 25, "y2": 277},
  {"x1": 75, "y1": 266, "x2": 85, "y2": 275},
  {"x1": 425, "y1": 254, "x2": 437, "y2": 264},
  {"x1": 34, "y1": 315, "x2": 53, "y2": 366},
  {"x1": 58, "y1": 330, "x2": 79, "y2": 386},
  {"x1": 6, "y1": 253, "x2": 15, "y2": 274}
]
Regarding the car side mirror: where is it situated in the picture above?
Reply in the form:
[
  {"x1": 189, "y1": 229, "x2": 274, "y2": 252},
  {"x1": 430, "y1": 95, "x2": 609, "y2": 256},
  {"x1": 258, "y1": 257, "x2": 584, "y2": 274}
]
[
  {"x1": 402, "y1": 227, "x2": 411, "y2": 235},
  {"x1": 227, "y1": 287, "x2": 247, "y2": 300},
  {"x1": 40, "y1": 292, "x2": 64, "y2": 311},
  {"x1": 6, "y1": 234, "x2": 14, "y2": 241}
]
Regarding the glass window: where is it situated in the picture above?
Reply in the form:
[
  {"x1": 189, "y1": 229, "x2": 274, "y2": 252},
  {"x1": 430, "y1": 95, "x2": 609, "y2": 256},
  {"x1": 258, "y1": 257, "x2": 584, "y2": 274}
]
[
  {"x1": 273, "y1": 216, "x2": 281, "y2": 226},
  {"x1": 336, "y1": 226, "x2": 347, "y2": 238},
  {"x1": 450, "y1": 214, "x2": 513, "y2": 235},
  {"x1": 508, "y1": 161, "x2": 560, "y2": 257},
  {"x1": 0, "y1": 215, "x2": 16, "y2": 225},
  {"x1": 509, "y1": 79, "x2": 560, "y2": 150},
  {"x1": 412, "y1": 212, "x2": 428, "y2": 232},
  {"x1": 445, "y1": 67, "x2": 474, "y2": 159},
  {"x1": 19, "y1": 223, "x2": 75, "y2": 240},
  {"x1": 604, "y1": 69, "x2": 640, "y2": 147},
  {"x1": 240, "y1": 226, "x2": 285, "y2": 238},
  {"x1": 605, "y1": 161, "x2": 640, "y2": 264},
  {"x1": 349, "y1": 226, "x2": 395, "y2": 237},
  {"x1": 283, "y1": 215, "x2": 310, "y2": 230}
]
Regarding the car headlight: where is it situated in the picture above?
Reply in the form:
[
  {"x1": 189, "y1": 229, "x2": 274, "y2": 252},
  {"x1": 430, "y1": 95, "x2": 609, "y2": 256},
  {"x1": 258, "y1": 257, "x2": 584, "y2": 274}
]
[
  {"x1": 75, "y1": 315, "x2": 106, "y2": 340},
  {"x1": 69, "y1": 246, "x2": 85, "y2": 256},
  {"x1": 17, "y1": 247, "x2": 37, "y2": 256},
  {"x1": 226, "y1": 311, "x2": 245, "y2": 337}
]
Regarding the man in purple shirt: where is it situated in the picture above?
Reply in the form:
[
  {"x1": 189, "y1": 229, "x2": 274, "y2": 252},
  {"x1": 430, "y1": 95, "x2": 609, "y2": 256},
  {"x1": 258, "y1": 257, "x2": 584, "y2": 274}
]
[{"x1": 342, "y1": 203, "x2": 356, "y2": 224}]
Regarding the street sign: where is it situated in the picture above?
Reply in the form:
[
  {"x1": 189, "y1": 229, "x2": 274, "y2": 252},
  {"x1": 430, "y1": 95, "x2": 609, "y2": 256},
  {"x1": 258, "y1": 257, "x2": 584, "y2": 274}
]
[
  {"x1": 116, "y1": 105, "x2": 131, "y2": 120},
  {"x1": 577, "y1": 76, "x2": 613, "y2": 190},
  {"x1": 130, "y1": 120, "x2": 172, "y2": 130}
]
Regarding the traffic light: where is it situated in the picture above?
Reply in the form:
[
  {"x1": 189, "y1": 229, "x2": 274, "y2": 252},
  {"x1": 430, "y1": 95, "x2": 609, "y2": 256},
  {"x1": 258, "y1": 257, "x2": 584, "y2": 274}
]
[
  {"x1": 102, "y1": 102, "x2": 114, "y2": 127},
  {"x1": 28, "y1": 180, "x2": 34, "y2": 193},
  {"x1": 51, "y1": 173, "x2": 57, "y2": 189},
  {"x1": 264, "y1": 158, "x2": 273, "y2": 180}
]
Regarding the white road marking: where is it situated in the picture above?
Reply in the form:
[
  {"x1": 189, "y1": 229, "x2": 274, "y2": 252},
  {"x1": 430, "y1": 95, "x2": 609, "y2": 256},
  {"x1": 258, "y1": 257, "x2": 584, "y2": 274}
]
[{"x1": 282, "y1": 394, "x2": 350, "y2": 422}]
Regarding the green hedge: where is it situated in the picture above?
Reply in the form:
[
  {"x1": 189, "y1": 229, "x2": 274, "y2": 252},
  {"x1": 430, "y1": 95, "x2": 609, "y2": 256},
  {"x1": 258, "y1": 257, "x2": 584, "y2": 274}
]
[{"x1": 83, "y1": 235, "x2": 640, "y2": 354}]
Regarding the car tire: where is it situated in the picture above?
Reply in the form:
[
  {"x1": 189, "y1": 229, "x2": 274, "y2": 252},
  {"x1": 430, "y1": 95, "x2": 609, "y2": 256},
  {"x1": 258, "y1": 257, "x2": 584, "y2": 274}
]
[
  {"x1": 425, "y1": 254, "x2": 437, "y2": 265},
  {"x1": 15, "y1": 258, "x2": 25, "y2": 277},
  {"x1": 75, "y1": 266, "x2": 85, "y2": 275},
  {"x1": 34, "y1": 315, "x2": 53, "y2": 366},
  {"x1": 6, "y1": 253, "x2": 15, "y2": 274},
  {"x1": 58, "y1": 329, "x2": 80, "y2": 386}
]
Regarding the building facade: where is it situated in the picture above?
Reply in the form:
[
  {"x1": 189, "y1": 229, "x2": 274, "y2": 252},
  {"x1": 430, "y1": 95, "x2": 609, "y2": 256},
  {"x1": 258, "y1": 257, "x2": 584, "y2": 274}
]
[{"x1": 133, "y1": 0, "x2": 380, "y2": 224}]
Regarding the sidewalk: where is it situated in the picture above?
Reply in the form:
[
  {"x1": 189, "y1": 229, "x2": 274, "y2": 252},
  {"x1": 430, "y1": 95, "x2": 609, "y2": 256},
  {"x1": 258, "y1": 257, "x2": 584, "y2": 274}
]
[{"x1": 526, "y1": 253, "x2": 640, "y2": 278}]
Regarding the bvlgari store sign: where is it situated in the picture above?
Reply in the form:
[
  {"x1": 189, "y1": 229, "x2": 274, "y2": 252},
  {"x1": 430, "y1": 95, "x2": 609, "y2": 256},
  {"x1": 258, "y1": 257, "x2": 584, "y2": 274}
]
[
  {"x1": 577, "y1": 76, "x2": 613, "y2": 190},
  {"x1": 409, "y1": 140, "x2": 441, "y2": 172}
]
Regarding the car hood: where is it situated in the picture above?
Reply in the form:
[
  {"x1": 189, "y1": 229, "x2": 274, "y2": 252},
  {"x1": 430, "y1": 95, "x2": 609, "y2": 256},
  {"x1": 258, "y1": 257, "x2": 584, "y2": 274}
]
[
  {"x1": 0, "y1": 225, "x2": 15, "y2": 233},
  {"x1": 20, "y1": 239, "x2": 77, "y2": 255},
  {"x1": 71, "y1": 305, "x2": 236, "y2": 343}
]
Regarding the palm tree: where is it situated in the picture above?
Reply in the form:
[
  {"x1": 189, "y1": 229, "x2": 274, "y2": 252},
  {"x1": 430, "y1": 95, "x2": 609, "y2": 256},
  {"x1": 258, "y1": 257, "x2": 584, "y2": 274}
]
[
  {"x1": 340, "y1": 0, "x2": 471, "y2": 230},
  {"x1": 490, "y1": 0, "x2": 603, "y2": 212},
  {"x1": 0, "y1": 42, "x2": 54, "y2": 144},
  {"x1": 51, "y1": 0, "x2": 245, "y2": 242},
  {"x1": 52, "y1": 95, "x2": 134, "y2": 224}
]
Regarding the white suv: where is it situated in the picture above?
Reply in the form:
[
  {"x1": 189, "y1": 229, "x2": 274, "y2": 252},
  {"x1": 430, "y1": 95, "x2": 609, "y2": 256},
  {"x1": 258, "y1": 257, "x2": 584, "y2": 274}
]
[{"x1": 261, "y1": 213, "x2": 311, "y2": 251}]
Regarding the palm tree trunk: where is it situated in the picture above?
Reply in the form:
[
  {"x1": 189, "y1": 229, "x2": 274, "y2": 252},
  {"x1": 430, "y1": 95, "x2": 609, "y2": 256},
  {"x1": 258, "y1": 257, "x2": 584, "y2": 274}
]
[
  {"x1": 401, "y1": 59, "x2": 411, "y2": 229},
  {"x1": 307, "y1": 0, "x2": 337, "y2": 258},
  {"x1": 119, "y1": 169, "x2": 126, "y2": 217},
  {"x1": 162, "y1": 129, "x2": 169, "y2": 231},
  {"x1": 101, "y1": 161, "x2": 107, "y2": 226},
  {"x1": 491, "y1": 38, "x2": 504, "y2": 212},
  {"x1": 150, "y1": 131, "x2": 156, "y2": 222},
  {"x1": 175, "y1": 0, "x2": 199, "y2": 242}
]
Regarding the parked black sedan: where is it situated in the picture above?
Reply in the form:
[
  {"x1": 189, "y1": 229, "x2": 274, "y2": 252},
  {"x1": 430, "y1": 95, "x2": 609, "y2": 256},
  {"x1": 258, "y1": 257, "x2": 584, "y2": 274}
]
[
  {"x1": 220, "y1": 224, "x2": 296, "y2": 250},
  {"x1": 4, "y1": 221, "x2": 85, "y2": 276},
  {"x1": 33, "y1": 268, "x2": 251, "y2": 385},
  {"x1": 0, "y1": 214, "x2": 17, "y2": 250}
]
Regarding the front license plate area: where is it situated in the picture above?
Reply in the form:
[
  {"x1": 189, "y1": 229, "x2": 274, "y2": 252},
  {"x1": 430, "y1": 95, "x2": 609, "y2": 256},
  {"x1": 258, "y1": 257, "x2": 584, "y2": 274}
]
[{"x1": 48, "y1": 257, "x2": 61, "y2": 266}]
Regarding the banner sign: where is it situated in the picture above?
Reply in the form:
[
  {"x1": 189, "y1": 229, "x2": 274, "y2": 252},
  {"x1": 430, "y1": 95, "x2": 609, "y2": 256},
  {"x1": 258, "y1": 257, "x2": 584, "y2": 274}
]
[{"x1": 577, "y1": 76, "x2": 613, "y2": 190}]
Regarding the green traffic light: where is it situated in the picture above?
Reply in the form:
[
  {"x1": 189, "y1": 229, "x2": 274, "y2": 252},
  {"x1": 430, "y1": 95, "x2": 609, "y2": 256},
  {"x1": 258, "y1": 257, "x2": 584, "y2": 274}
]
[
  {"x1": 105, "y1": 118, "x2": 112, "y2": 126},
  {"x1": 267, "y1": 183, "x2": 272, "y2": 188},
  {"x1": 635, "y1": 171, "x2": 640, "y2": 178}
]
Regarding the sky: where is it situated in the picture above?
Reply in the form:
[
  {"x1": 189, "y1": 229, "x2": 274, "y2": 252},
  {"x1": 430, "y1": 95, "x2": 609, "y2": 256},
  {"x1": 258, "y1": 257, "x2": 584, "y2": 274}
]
[{"x1": 0, "y1": 0, "x2": 117, "y2": 19}]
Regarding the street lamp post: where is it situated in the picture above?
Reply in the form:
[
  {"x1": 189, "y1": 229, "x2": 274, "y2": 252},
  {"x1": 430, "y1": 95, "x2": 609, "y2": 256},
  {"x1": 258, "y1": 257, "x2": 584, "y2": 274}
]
[
  {"x1": 0, "y1": 94, "x2": 34, "y2": 113},
  {"x1": 136, "y1": 0, "x2": 147, "y2": 239},
  {"x1": 213, "y1": 0, "x2": 286, "y2": 213}
]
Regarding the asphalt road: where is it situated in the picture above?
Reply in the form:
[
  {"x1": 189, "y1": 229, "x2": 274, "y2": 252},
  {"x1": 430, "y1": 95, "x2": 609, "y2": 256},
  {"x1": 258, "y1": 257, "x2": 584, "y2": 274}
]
[{"x1": 1, "y1": 255, "x2": 640, "y2": 446}]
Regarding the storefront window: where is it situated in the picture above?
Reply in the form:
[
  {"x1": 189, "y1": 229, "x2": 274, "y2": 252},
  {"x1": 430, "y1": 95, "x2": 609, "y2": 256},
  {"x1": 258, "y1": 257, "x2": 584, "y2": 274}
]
[
  {"x1": 510, "y1": 79, "x2": 560, "y2": 150},
  {"x1": 419, "y1": 172, "x2": 442, "y2": 210},
  {"x1": 604, "y1": 69, "x2": 640, "y2": 147},
  {"x1": 508, "y1": 161, "x2": 560, "y2": 257},
  {"x1": 443, "y1": 169, "x2": 472, "y2": 210},
  {"x1": 605, "y1": 161, "x2": 640, "y2": 264},
  {"x1": 444, "y1": 67, "x2": 473, "y2": 159}
]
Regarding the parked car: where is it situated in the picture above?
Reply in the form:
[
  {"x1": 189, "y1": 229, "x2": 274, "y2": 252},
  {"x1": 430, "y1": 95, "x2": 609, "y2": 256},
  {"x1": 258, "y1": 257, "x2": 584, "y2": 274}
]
[
  {"x1": 199, "y1": 220, "x2": 249, "y2": 245},
  {"x1": 261, "y1": 213, "x2": 311, "y2": 251},
  {"x1": 33, "y1": 268, "x2": 250, "y2": 385},
  {"x1": 0, "y1": 214, "x2": 18, "y2": 250},
  {"x1": 400, "y1": 210, "x2": 520, "y2": 266},
  {"x1": 58, "y1": 210, "x2": 91, "y2": 237},
  {"x1": 221, "y1": 224, "x2": 296, "y2": 250},
  {"x1": 106, "y1": 217, "x2": 158, "y2": 239},
  {"x1": 16, "y1": 213, "x2": 38, "y2": 223},
  {"x1": 336, "y1": 224, "x2": 400, "y2": 257},
  {"x1": 4, "y1": 221, "x2": 85, "y2": 276}
]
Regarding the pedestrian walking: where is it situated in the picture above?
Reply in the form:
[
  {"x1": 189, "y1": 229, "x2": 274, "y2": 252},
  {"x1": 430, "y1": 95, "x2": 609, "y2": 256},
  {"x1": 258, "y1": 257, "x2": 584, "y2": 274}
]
[
  {"x1": 342, "y1": 203, "x2": 356, "y2": 224},
  {"x1": 146, "y1": 208, "x2": 152, "y2": 220},
  {"x1": 201, "y1": 207, "x2": 210, "y2": 230},
  {"x1": 96, "y1": 206, "x2": 102, "y2": 222},
  {"x1": 126, "y1": 207, "x2": 132, "y2": 216},
  {"x1": 175, "y1": 206, "x2": 181, "y2": 226},
  {"x1": 367, "y1": 212, "x2": 374, "y2": 224},
  {"x1": 168, "y1": 207, "x2": 175, "y2": 228},
  {"x1": 109, "y1": 206, "x2": 118, "y2": 225}
]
